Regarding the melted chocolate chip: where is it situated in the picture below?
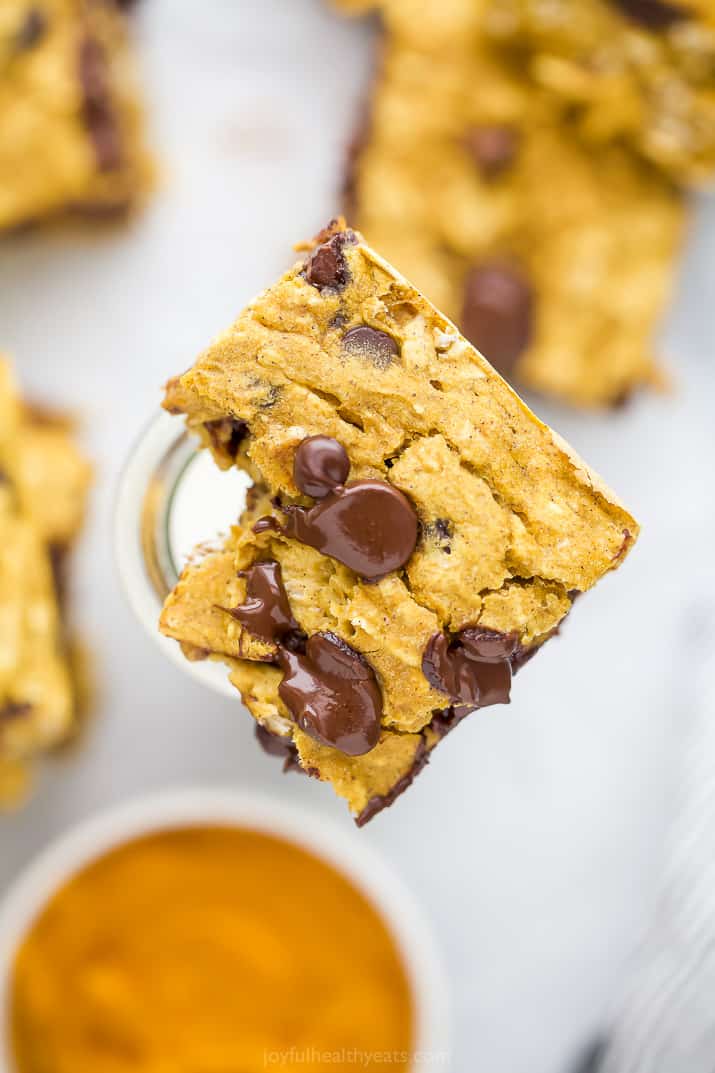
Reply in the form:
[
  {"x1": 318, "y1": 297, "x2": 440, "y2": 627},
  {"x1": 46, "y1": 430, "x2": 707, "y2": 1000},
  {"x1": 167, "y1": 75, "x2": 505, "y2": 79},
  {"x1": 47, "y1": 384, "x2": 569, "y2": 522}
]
[
  {"x1": 342, "y1": 326, "x2": 400, "y2": 370},
  {"x1": 462, "y1": 264, "x2": 534, "y2": 379},
  {"x1": 356, "y1": 741, "x2": 429, "y2": 827},
  {"x1": 278, "y1": 632, "x2": 382, "y2": 756},
  {"x1": 204, "y1": 417, "x2": 248, "y2": 459},
  {"x1": 283, "y1": 481, "x2": 418, "y2": 580},
  {"x1": 16, "y1": 8, "x2": 47, "y2": 50},
  {"x1": 460, "y1": 626, "x2": 520, "y2": 663},
  {"x1": 226, "y1": 562, "x2": 301, "y2": 644},
  {"x1": 284, "y1": 436, "x2": 418, "y2": 579},
  {"x1": 294, "y1": 435, "x2": 350, "y2": 498},
  {"x1": 464, "y1": 125, "x2": 520, "y2": 179},
  {"x1": 609, "y1": 0, "x2": 688, "y2": 28},
  {"x1": 253, "y1": 516, "x2": 281, "y2": 535},
  {"x1": 423, "y1": 627, "x2": 518, "y2": 708},
  {"x1": 304, "y1": 230, "x2": 357, "y2": 292},
  {"x1": 254, "y1": 723, "x2": 302, "y2": 773},
  {"x1": 78, "y1": 35, "x2": 122, "y2": 172}
]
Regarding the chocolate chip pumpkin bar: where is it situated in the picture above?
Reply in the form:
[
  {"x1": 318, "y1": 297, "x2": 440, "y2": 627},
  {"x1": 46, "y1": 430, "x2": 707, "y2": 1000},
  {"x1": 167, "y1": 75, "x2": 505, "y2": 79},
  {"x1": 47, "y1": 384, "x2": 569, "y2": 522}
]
[
  {"x1": 0, "y1": 0, "x2": 151, "y2": 231},
  {"x1": 160, "y1": 220, "x2": 638, "y2": 823},
  {"x1": 0, "y1": 358, "x2": 91, "y2": 805},
  {"x1": 485, "y1": 0, "x2": 715, "y2": 185},
  {"x1": 335, "y1": 5, "x2": 685, "y2": 407}
]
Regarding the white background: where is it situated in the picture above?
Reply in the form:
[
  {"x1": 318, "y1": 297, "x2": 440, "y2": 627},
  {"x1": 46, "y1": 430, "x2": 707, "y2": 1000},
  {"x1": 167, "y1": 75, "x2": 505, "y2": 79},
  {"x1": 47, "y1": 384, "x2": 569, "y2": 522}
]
[{"x1": 1, "y1": 3, "x2": 714, "y2": 1071}]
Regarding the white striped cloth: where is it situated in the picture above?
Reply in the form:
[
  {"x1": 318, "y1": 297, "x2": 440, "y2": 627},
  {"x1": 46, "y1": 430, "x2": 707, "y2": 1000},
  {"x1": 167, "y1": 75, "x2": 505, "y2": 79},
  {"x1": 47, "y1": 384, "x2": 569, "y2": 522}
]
[{"x1": 588, "y1": 616, "x2": 715, "y2": 1073}]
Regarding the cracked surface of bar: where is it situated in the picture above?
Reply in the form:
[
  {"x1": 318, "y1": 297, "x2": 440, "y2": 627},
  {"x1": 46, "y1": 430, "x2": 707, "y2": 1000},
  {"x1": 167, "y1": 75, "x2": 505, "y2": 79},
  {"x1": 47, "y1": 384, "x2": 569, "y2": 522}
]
[{"x1": 160, "y1": 220, "x2": 638, "y2": 823}]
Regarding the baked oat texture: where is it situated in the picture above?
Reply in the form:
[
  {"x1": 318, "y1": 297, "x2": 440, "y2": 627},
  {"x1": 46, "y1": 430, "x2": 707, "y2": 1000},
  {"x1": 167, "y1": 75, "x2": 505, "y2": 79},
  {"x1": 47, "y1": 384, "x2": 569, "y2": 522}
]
[
  {"x1": 160, "y1": 221, "x2": 639, "y2": 823},
  {"x1": 0, "y1": 0, "x2": 151, "y2": 231},
  {"x1": 485, "y1": 0, "x2": 715, "y2": 185},
  {"x1": 332, "y1": 0, "x2": 686, "y2": 409},
  {"x1": 0, "y1": 358, "x2": 91, "y2": 805}
]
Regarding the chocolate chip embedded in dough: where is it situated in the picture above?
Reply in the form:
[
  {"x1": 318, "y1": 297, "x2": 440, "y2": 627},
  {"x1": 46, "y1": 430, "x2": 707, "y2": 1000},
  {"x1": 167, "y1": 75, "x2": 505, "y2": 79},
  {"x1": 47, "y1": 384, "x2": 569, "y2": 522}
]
[
  {"x1": 463, "y1": 125, "x2": 520, "y2": 179},
  {"x1": 225, "y1": 561, "x2": 301, "y2": 645},
  {"x1": 304, "y1": 230, "x2": 357, "y2": 292},
  {"x1": 342, "y1": 326, "x2": 400, "y2": 370},
  {"x1": 0, "y1": 702, "x2": 32, "y2": 724},
  {"x1": 293, "y1": 436, "x2": 350, "y2": 498},
  {"x1": 278, "y1": 632, "x2": 382, "y2": 756},
  {"x1": 462, "y1": 264, "x2": 534, "y2": 379},
  {"x1": 203, "y1": 417, "x2": 248, "y2": 459},
  {"x1": 78, "y1": 35, "x2": 122, "y2": 172},
  {"x1": 15, "y1": 8, "x2": 47, "y2": 50},
  {"x1": 609, "y1": 0, "x2": 689, "y2": 29}
]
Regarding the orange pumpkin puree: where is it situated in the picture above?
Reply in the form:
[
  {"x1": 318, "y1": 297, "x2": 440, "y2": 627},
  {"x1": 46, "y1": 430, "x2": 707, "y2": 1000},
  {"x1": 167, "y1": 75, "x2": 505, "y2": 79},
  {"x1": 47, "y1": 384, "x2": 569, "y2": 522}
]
[{"x1": 10, "y1": 826, "x2": 414, "y2": 1073}]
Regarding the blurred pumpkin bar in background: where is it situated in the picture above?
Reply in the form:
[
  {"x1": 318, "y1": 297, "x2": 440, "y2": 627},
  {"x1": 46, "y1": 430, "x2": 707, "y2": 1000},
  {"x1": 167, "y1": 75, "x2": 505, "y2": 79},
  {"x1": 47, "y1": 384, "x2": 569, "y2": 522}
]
[
  {"x1": 0, "y1": 0, "x2": 151, "y2": 231},
  {"x1": 0, "y1": 358, "x2": 91, "y2": 805},
  {"x1": 333, "y1": 0, "x2": 689, "y2": 408},
  {"x1": 485, "y1": 0, "x2": 715, "y2": 186}
]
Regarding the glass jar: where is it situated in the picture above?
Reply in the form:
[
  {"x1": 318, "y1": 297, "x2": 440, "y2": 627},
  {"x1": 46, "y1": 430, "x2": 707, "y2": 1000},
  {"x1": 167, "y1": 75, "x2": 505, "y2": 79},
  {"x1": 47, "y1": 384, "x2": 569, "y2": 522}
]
[{"x1": 114, "y1": 411, "x2": 251, "y2": 698}]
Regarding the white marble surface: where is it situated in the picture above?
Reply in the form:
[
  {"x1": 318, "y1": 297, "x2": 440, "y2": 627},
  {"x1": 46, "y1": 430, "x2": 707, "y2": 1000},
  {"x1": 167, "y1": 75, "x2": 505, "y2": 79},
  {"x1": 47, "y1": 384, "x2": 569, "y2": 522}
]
[{"x1": 1, "y1": 3, "x2": 714, "y2": 1071}]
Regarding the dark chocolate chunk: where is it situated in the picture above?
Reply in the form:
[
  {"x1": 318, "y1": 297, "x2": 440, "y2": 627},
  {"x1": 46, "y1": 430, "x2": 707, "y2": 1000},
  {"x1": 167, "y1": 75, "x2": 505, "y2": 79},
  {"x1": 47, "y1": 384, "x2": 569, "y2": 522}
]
[
  {"x1": 461, "y1": 264, "x2": 534, "y2": 378},
  {"x1": 278, "y1": 632, "x2": 382, "y2": 756},
  {"x1": 48, "y1": 543, "x2": 68, "y2": 610},
  {"x1": 303, "y1": 229, "x2": 357, "y2": 292},
  {"x1": 329, "y1": 311, "x2": 349, "y2": 331},
  {"x1": 356, "y1": 741, "x2": 429, "y2": 827},
  {"x1": 423, "y1": 627, "x2": 518, "y2": 708},
  {"x1": 293, "y1": 435, "x2": 350, "y2": 499},
  {"x1": 204, "y1": 417, "x2": 248, "y2": 459},
  {"x1": 609, "y1": 0, "x2": 688, "y2": 28},
  {"x1": 15, "y1": 8, "x2": 47, "y2": 50},
  {"x1": 78, "y1": 35, "x2": 122, "y2": 172},
  {"x1": 342, "y1": 326, "x2": 400, "y2": 370},
  {"x1": 0, "y1": 702, "x2": 32, "y2": 725},
  {"x1": 254, "y1": 723, "x2": 302, "y2": 774},
  {"x1": 464, "y1": 125, "x2": 520, "y2": 179},
  {"x1": 282, "y1": 479, "x2": 418, "y2": 580},
  {"x1": 225, "y1": 561, "x2": 301, "y2": 645}
]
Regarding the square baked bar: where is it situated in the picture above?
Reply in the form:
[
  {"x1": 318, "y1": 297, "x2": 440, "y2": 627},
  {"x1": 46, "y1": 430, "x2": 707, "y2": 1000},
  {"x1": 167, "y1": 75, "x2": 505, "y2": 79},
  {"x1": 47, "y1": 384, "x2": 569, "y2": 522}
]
[
  {"x1": 333, "y1": 0, "x2": 685, "y2": 407},
  {"x1": 0, "y1": 0, "x2": 150, "y2": 231},
  {"x1": 0, "y1": 358, "x2": 91, "y2": 804},
  {"x1": 161, "y1": 220, "x2": 638, "y2": 823}
]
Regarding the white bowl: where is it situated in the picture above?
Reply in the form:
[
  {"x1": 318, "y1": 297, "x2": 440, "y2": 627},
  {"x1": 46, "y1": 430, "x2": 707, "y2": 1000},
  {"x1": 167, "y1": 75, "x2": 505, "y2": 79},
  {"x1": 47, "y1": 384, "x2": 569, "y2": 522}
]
[{"x1": 0, "y1": 788, "x2": 451, "y2": 1071}]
